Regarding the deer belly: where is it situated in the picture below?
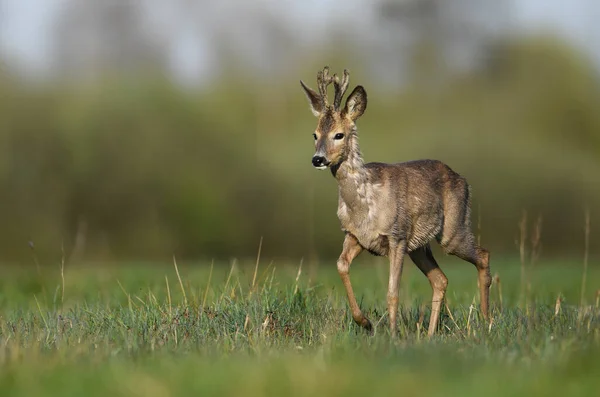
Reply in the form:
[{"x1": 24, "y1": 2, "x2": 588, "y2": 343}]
[
  {"x1": 407, "y1": 220, "x2": 442, "y2": 252},
  {"x1": 352, "y1": 230, "x2": 390, "y2": 257}
]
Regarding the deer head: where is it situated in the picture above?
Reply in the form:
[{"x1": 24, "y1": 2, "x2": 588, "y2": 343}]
[{"x1": 300, "y1": 66, "x2": 367, "y2": 170}]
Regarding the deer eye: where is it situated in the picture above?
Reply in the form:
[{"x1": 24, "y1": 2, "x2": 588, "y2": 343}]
[
  {"x1": 334, "y1": 133, "x2": 345, "y2": 140},
  {"x1": 312, "y1": 133, "x2": 317, "y2": 140}
]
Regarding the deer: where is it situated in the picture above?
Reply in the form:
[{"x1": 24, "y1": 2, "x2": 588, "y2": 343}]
[{"x1": 300, "y1": 66, "x2": 492, "y2": 336}]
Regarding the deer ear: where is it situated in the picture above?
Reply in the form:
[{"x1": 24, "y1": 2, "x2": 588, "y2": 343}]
[
  {"x1": 343, "y1": 85, "x2": 367, "y2": 121},
  {"x1": 300, "y1": 80, "x2": 323, "y2": 117}
]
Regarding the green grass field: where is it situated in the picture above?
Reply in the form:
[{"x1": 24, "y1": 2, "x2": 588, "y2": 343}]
[{"x1": 0, "y1": 256, "x2": 598, "y2": 397}]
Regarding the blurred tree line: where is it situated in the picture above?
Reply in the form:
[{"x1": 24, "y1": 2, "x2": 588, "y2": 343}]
[
  {"x1": 1, "y1": 36, "x2": 599, "y2": 265},
  {"x1": 1, "y1": 0, "x2": 599, "y2": 265}
]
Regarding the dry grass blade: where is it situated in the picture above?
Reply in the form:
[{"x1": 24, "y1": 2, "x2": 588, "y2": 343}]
[
  {"x1": 466, "y1": 294, "x2": 477, "y2": 337},
  {"x1": 202, "y1": 260, "x2": 214, "y2": 309},
  {"x1": 444, "y1": 301, "x2": 466, "y2": 337},
  {"x1": 220, "y1": 259, "x2": 236, "y2": 304},
  {"x1": 251, "y1": 237, "x2": 263, "y2": 292},
  {"x1": 173, "y1": 255, "x2": 188, "y2": 306},
  {"x1": 244, "y1": 314, "x2": 250, "y2": 332},
  {"x1": 416, "y1": 304, "x2": 425, "y2": 340},
  {"x1": 117, "y1": 279, "x2": 136, "y2": 314},
  {"x1": 518, "y1": 210, "x2": 527, "y2": 307},
  {"x1": 554, "y1": 294, "x2": 562, "y2": 318},
  {"x1": 60, "y1": 240, "x2": 65, "y2": 306},
  {"x1": 578, "y1": 209, "x2": 591, "y2": 326},
  {"x1": 34, "y1": 295, "x2": 48, "y2": 330},
  {"x1": 526, "y1": 214, "x2": 543, "y2": 316},
  {"x1": 294, "y1": 259, "x2": 303, "y2": 295},
  {"x1": 260, "y1": 261, "x2": 275, "y2": 294},
  {"x1": 373, "y1": 311, "x2": 388, "y2": 334},
  {"x1": 165, "y1": 275, "x2": 172, "y2": 317},
  {"x1": 580, "y1": 208, "x2": 590, "y2": 309},
  {"x1": 530, "y1": 215, "x2": 543, "y2": 265}
]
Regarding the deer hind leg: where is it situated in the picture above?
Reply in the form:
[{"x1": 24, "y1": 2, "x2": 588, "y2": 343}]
[
  {"x1": 445, "y1": 238, "x2": 491, "y2": 320},
  {"x1": 337, "y1": 233, "x2": 372, "y2": 333},
  {"x1": 409, "y1": 244, "x2": 448, "y2": 336},
  {"x1": 441, "y1": 182, "x2": 492, "y2": 320}
]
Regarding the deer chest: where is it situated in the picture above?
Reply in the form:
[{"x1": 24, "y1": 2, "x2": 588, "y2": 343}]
[{"x1": 337, "y1": 201, "x2": 390, "y2": 256}]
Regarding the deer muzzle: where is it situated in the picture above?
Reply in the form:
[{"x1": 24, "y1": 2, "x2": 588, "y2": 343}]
[{"x1": 312, "y1": 155, "x2": 330, "y2": 170}]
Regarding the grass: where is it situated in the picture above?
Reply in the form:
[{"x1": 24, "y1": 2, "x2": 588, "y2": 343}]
[{"x1": 0, "y1": 255, "x2": 599, "y2": 397}]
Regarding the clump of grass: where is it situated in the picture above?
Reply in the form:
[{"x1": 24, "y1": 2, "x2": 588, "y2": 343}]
[{"x1": 0, "y1": 255, "x2": 598, "y2": 397}]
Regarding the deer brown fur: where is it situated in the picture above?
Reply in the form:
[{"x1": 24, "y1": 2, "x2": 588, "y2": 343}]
[{"x1": 300, "y1": 66, "x2": 492, "y2": 336}]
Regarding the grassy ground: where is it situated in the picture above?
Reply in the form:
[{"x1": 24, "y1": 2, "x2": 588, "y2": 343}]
[{"x1": 0, "y1": 255, "x2": 599, "y2": 397}]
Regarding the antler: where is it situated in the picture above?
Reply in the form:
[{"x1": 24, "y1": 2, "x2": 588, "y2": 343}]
[
  {"x1": 315, "y1": 66, "x2": 351, "y2": 111},
  {"x1": 317, "y1": 66, "x2": 334, "y2": 108},
  {"x1": 333, "y1": 69, "x2": 350, "y2": 111}
]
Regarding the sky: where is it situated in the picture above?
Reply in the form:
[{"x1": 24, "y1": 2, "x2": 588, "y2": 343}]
[
  {"x1": 1, "y1": 0, "x2": 599, "y2": 81},
  {"x1": 0, "y1": 0, "x2": 59, "y2": 73},
  {"x1": 516, "y1": 0, "x2": 599, "y2": 48}
]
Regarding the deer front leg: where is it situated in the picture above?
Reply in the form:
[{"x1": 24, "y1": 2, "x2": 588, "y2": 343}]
[
  {"x1": 387, "y1": 240, "x2": 407, "y2": 335},
  {"x1": 337, "y1": 233, "x2": 372, "y2": 332}
]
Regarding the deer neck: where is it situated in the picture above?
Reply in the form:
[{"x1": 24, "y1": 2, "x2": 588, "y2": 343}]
[{"x1": 331, "y1": 134, "x2": 370, "y2": 208}]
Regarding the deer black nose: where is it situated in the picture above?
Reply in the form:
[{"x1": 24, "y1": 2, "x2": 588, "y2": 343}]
[{"x1": 312, "y1": 156, "x2": 326, "y2": 167}]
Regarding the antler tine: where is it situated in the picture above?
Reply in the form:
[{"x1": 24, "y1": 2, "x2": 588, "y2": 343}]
[
  {"x1": 317, "y1": 66, "x2": 334, "y2": 107},
  {"x1": 333, "y1": 69, "x2": 350, "y2": 110}
]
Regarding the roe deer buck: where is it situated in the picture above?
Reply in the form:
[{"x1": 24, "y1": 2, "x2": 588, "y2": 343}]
[{"x1": 300, "y1": 66, "x2": 492, "y2": 336}]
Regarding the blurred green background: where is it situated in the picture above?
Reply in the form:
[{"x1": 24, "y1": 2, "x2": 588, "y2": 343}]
[{"x1": 0, "y1": 0, "x2": 599, "y2": 264}]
